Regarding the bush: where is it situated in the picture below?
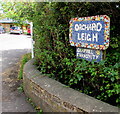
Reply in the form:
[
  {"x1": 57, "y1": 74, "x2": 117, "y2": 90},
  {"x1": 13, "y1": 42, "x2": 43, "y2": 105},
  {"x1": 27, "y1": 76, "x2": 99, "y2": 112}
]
[{"x1": 33, "y1": 2, "x2": 120, "y2": 107}]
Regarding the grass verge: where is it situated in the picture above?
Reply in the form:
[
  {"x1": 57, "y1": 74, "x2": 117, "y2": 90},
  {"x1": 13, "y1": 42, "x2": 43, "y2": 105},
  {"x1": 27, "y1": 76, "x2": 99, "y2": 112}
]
[{"x1": 18, "y1": 53, "x2": 31, "y2": 79}]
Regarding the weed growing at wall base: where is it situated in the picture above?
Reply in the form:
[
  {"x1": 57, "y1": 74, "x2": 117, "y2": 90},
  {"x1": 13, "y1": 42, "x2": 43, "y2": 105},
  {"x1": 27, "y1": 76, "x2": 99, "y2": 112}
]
[{"x1": 18, "y1": 53, "x2": 31, "y2": 79}]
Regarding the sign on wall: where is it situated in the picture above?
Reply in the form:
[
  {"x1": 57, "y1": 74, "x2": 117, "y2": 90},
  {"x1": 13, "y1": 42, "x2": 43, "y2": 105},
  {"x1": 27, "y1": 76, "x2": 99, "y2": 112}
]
[
  {"x1": 69, "y1": 15, "x2": 110, "y2": 50},
  {"x1": 76, "y1": 48, "x2": 103, "y2": 62}
]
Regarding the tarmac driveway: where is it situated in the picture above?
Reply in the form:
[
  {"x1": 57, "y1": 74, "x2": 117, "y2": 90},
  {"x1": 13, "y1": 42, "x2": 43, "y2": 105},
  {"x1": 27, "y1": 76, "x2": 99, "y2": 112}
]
[{"x1": 0, "y1": 33, "x2": 35, "y2": 113}]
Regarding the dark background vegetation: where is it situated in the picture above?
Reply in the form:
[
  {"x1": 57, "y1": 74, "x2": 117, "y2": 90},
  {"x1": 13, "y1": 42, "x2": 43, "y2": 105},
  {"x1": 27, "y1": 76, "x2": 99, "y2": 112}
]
[{"x1": 33, "y1": 2, "x2": 120, "y2": 107}]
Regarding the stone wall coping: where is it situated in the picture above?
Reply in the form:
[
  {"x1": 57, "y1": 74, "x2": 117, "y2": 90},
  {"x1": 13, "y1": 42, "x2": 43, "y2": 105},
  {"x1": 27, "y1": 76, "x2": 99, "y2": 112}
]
[{"x1": 24, "y1": 59, "x2": 120, "y2": 113}]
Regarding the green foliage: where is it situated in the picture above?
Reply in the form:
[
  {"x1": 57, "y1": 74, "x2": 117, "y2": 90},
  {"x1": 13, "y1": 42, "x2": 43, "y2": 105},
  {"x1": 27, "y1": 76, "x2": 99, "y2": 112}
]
[
  {"x1": 18, "y1": 53, "x2": 31, "y2": 79},
  {"x1": 33, "y1": 2, "x2": 120, "y2": 107},
  {"x1": 17, "y1": 84, "x2": 24, "y2": 93},
  {"x1": 1, "y1": 2, "x2": 36, "y2": 25},
  {"x1": 37, "y1": 109, "x2": 43, "y2": 114},
  {"x1": 26, "y1": 97, "x2": 43, "y2": 113}
]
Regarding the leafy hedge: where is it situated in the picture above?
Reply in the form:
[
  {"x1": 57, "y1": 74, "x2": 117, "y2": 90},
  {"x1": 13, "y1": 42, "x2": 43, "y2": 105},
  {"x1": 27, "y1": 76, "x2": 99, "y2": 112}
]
[{"x1": 32, "y1": 2, "x2": 120, "y2": 107}]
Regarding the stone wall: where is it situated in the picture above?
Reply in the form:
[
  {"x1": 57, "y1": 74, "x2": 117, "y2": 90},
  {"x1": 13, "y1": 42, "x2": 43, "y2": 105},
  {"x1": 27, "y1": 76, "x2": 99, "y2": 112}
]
[{"x1": 23, "y1": 59, "x2": 120, "y2": 113}]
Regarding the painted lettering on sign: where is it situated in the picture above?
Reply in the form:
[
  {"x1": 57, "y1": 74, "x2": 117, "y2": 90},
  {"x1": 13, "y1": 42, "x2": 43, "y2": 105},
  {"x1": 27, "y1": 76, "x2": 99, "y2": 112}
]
[
  {"x1": 74, "y1": 22, "x2": 102, "y2": 31},
  {"x1": 73, "y1": 21, "x2": 104, "y2": 45},
  {"x1": 69, "y1": 15, "x2": 110, "y2": 50},
  {"x1": 76, "y1": 48, "x2": 103, "y2": 62}
]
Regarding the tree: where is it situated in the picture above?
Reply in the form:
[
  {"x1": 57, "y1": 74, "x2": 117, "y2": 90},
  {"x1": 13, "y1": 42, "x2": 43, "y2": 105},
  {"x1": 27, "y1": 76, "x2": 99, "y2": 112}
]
[{"x1": 1, "y1": 2, "x2": 36, "y2": 24}]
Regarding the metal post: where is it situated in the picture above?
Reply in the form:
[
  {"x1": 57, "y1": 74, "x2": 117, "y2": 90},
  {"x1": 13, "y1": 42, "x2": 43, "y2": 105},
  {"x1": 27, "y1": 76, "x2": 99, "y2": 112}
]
[{"x1": 30, "y1": 22, "x2": 34, "y2": 58}]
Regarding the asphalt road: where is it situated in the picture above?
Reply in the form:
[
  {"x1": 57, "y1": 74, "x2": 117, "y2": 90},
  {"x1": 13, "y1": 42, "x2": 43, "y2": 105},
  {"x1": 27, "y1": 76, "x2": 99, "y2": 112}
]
[{"x1": 0, "y1": 33, "x2": 35, "y2": 113}]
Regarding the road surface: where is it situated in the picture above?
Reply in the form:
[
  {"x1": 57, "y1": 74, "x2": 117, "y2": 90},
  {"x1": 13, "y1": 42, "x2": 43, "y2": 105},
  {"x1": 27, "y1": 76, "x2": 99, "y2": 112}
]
[{"x1": 0, "y1": 33, "x2": 35, "y2": 113}]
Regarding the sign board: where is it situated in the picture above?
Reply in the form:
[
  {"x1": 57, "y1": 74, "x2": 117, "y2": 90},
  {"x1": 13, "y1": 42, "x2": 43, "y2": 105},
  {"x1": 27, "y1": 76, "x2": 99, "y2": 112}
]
[
  {"x1": 76, "y1": 48, "x2": 103, "y2": 62},
  {"x1": 69, "y1": 15, "x2": 110, "y2": 50}
]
